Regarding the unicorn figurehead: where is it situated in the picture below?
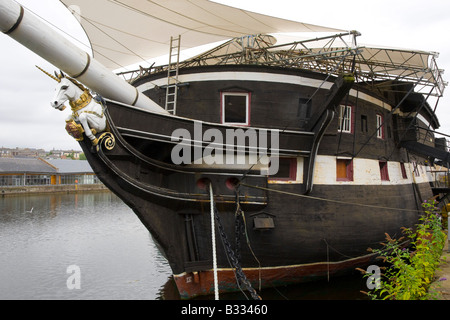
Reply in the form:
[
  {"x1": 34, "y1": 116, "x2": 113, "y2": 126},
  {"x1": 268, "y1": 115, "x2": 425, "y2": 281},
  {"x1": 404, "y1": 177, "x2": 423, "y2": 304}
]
[
  {"x1": 52, "y1": 76, "x2": 85, "y2": 111},
  {"x1": 36, "y1": 67, "x2": 84, "y2": 111},
  {"x1": 36, "y1": 66, "x2": 107, "y2": 145}
]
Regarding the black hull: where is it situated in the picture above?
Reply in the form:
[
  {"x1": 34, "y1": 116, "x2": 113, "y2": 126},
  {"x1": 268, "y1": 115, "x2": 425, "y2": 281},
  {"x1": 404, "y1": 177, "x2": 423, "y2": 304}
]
[
  {"x1": 79, "y1": 95, "x2": 435, "y2": 298},
  {"x1": 2, "y1": 3, "x2": 446, "y2": 300}
]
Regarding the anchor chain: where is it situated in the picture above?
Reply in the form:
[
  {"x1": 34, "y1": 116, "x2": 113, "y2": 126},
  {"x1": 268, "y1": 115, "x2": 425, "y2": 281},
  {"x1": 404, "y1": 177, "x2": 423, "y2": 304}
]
[
  {"x1": 211, "y1": 189, "x2": 261, "y2": 300},
  {"x1": 234, "y1": 207, "x2": 244, "y2": 264}
]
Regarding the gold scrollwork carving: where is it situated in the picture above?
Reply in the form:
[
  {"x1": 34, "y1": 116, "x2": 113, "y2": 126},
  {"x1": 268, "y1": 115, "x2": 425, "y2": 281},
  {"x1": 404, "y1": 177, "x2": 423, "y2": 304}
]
[{"x1": 96, "y1": 132, "x2": 115, "y2": 151}]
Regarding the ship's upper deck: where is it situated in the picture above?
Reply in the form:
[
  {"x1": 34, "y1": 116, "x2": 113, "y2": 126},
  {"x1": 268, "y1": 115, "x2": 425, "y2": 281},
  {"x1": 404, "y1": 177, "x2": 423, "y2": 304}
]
[{"x1": 118, "y1": 32, "x2": 446, "y2": 100}]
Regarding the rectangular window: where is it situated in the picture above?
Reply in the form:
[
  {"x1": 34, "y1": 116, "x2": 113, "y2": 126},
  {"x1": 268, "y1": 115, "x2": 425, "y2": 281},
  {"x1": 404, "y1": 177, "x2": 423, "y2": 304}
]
[
  {"x1": 338, "y1": 105, "x2": 352, "y2": 133},
  {"x1": 298, "y1": 98, "x2": 312, "y2": 128},
  {"x1": 361, "y1": 115, "x2": 368, "y2": 133},
  {"x1": 379, "y1": 161, "x2": 390, "y2": 181},
  {"x1": 336, "y1": 158, "x2": 353, "y2": 181},
  {"x1": 270, "y1": 157, "x2": 297, "y2": 181},
  {"x1": 298, "y1": 98, "x2": 312, "y2": 117},
  {"x1": 400, "y1": 162, "x2": 408, "y2": 179},
  {"x1": 376, "y1": 114, "x2": 384, "y2": 139},
  {"x1": 25, "y1": 174, "x2": 51, "y2": 186},
  {"x1": 0, "y1": 175, "x2": 24, "y2": 186},
  {"x1": 221, "y1": 92, "x2": 250, "y2": 125}
]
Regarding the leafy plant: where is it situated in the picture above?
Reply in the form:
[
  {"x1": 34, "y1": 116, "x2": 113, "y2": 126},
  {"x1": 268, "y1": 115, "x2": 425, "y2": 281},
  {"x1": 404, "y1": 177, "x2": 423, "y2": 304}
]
[{"x1": 360, "y1": 200, "x2": 446, "y2": 300}]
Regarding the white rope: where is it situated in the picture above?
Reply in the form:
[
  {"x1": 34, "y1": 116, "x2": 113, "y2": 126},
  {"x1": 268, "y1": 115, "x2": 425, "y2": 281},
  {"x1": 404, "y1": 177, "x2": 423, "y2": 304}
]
[{"x1": 209, "y1": 183, "x2": 219, "y2": 300}]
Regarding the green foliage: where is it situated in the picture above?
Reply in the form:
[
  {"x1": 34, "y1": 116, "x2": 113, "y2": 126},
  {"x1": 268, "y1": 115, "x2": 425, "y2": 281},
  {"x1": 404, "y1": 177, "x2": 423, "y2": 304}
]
[{"x1": 363, "y1": 200, "x2": 446, "y2": 300}]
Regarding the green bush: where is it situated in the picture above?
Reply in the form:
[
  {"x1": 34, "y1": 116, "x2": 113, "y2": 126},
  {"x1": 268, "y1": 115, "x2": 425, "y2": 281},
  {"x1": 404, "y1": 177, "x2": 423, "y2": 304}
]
[{"x1": 361, "y1": 200, "x2": 446, "y2": 300}]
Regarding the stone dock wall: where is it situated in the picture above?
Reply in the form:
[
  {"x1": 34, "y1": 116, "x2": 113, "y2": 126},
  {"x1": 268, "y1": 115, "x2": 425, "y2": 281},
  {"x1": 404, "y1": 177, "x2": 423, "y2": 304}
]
[{"x1": 1, "y1": 184, "x2": 109, "y2": 196}]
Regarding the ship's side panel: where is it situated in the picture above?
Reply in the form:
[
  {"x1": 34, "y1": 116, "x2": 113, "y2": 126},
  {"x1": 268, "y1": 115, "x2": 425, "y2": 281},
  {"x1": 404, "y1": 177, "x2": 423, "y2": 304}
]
[
  {"x1": 135, "y1": 66, "x2": 411, "y2": 163},
  {"x1": 86, "y1": 66, "x2": 439, "y2": 297}
]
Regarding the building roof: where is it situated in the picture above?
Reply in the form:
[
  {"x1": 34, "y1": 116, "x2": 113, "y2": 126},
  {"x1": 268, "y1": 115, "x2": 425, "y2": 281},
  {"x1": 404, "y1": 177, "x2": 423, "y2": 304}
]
[
  {"x1": 46, "y1": 159, "x2": 94, "y2": 174},
  {"x1": 0, "y1": 158, "x2": 57, "y2": 174},
  {"x1": 0, "y1": 158, "x2": 94, "y2": 174}
]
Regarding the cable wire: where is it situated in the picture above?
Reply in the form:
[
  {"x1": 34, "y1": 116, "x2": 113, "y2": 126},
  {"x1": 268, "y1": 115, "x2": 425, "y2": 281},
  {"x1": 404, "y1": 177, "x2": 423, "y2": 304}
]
[{"x1": 239, "y1": 182, "x2": 422, "y2": 213}]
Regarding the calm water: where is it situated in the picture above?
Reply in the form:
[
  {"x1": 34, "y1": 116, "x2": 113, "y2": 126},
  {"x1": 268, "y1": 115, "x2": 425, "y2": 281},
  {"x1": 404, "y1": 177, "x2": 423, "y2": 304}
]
[
  {"x1": 0, "y1": 191, "x2": 172, "y2": 300},
  {"x1": 0, "y1": 191, "x2": 368, "y2": 300}
]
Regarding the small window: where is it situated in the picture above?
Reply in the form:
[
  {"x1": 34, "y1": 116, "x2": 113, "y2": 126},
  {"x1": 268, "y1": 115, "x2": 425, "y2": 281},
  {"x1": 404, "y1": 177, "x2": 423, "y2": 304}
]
[
  {"x1": 361, "y1": 115, "x2": 368, "y2": 133},
  {"x1": 298, "y1": 98, "x2": 312, "y2": 128},
  {"x1": 270, "y1": 157, "x2": 297, "y2": 181},
  {"x1": 379, "y1": 161, "x2": 389, "y2": 181},
  {"x1": 298, "y1": 98, "x2": 312, "y2": 118},
  {"x1": 338, "y1": 105, "x2": 353, "y2": 133},
  {"x1": 221, "y1": 92, "x2": 250, "y2": 125},
  {"x1": 336, "y1": 158, "x2": 353, "y2": 181},
  {"x1": 400, "y1": 162, "x2": 408, "y2": 179},
  {"x1": 376, "y1": 114, "x2": 384, "y2": 139}
]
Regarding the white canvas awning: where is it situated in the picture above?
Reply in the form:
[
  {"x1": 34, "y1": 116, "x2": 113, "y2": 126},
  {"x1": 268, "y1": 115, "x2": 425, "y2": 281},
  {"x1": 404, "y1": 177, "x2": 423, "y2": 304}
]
[
  {"x1": 59, "y1": 0, "x2": 344, "y2": 70},
  {"x1": 176, "y1": 32, "x2": 446, "y2": 97},
  {"x1": 342, "y1": 46, "x2": 445, "y2": 97},
  {"x1": 58, "y1": 0, "x2": 445, "y2": 96},
  {"x1": 307, "y1": 45, "x2": 444, "y2": 96}
]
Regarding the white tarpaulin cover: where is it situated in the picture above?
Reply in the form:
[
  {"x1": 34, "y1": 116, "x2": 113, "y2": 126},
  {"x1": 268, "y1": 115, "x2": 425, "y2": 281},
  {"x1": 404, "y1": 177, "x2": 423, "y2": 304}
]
[
  {"x1": 351, "y1": 46, "x2": 444, "y2": 96},
  {"x1": 59, "y1": 0, "x2": 343, "y2": 70}
]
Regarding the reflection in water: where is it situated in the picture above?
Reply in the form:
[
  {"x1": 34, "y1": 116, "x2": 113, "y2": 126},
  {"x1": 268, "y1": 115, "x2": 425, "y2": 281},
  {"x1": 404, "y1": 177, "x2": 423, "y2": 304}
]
[
  {"x1": 0, "y1": 191, "x2": 172, "y2": 300},
  {"x1": 0, "y1": 191, "x2": 368, "y2": 300}
]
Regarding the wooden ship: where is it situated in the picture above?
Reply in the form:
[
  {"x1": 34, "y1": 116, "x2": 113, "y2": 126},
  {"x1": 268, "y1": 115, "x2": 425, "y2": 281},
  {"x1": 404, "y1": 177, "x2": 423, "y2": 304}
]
[{"x1": 1, "y1": 0, "x2": 449, "y2": 299}]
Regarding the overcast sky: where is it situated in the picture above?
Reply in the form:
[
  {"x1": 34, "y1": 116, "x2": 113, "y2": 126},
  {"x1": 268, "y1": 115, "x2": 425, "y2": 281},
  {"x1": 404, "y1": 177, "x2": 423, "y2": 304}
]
[{"x1": 1, "y1": 0, "x2": 450, "y2": 151}]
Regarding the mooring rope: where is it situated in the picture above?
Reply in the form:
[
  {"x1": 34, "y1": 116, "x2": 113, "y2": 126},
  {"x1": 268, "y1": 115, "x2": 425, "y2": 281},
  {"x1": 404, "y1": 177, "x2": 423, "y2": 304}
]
[
  {"x1": 209, "y1": 184, "x2": 262, "y2": 300},
  {"x1": 209, "y1": 183, "x2": 219, "y2": 300}
]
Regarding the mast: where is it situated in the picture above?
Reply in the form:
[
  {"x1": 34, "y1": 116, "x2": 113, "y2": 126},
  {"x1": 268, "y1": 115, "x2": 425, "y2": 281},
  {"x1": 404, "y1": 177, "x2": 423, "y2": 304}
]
[{"x1": 0, "y1": 0, "x2": 168, "y2": 114}]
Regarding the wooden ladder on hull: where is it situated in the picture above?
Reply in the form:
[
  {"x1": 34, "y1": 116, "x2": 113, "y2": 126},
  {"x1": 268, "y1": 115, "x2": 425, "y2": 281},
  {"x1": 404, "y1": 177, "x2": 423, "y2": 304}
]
[{"x1": 165, "y1": 35, "x2": 181, "y2": 115}]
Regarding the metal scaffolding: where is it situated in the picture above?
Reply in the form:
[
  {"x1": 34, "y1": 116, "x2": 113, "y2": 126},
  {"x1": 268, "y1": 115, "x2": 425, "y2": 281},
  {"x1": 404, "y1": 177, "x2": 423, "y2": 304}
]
[{"x1": 117, "y1": 32, "x2": 446, "y2": 98}]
